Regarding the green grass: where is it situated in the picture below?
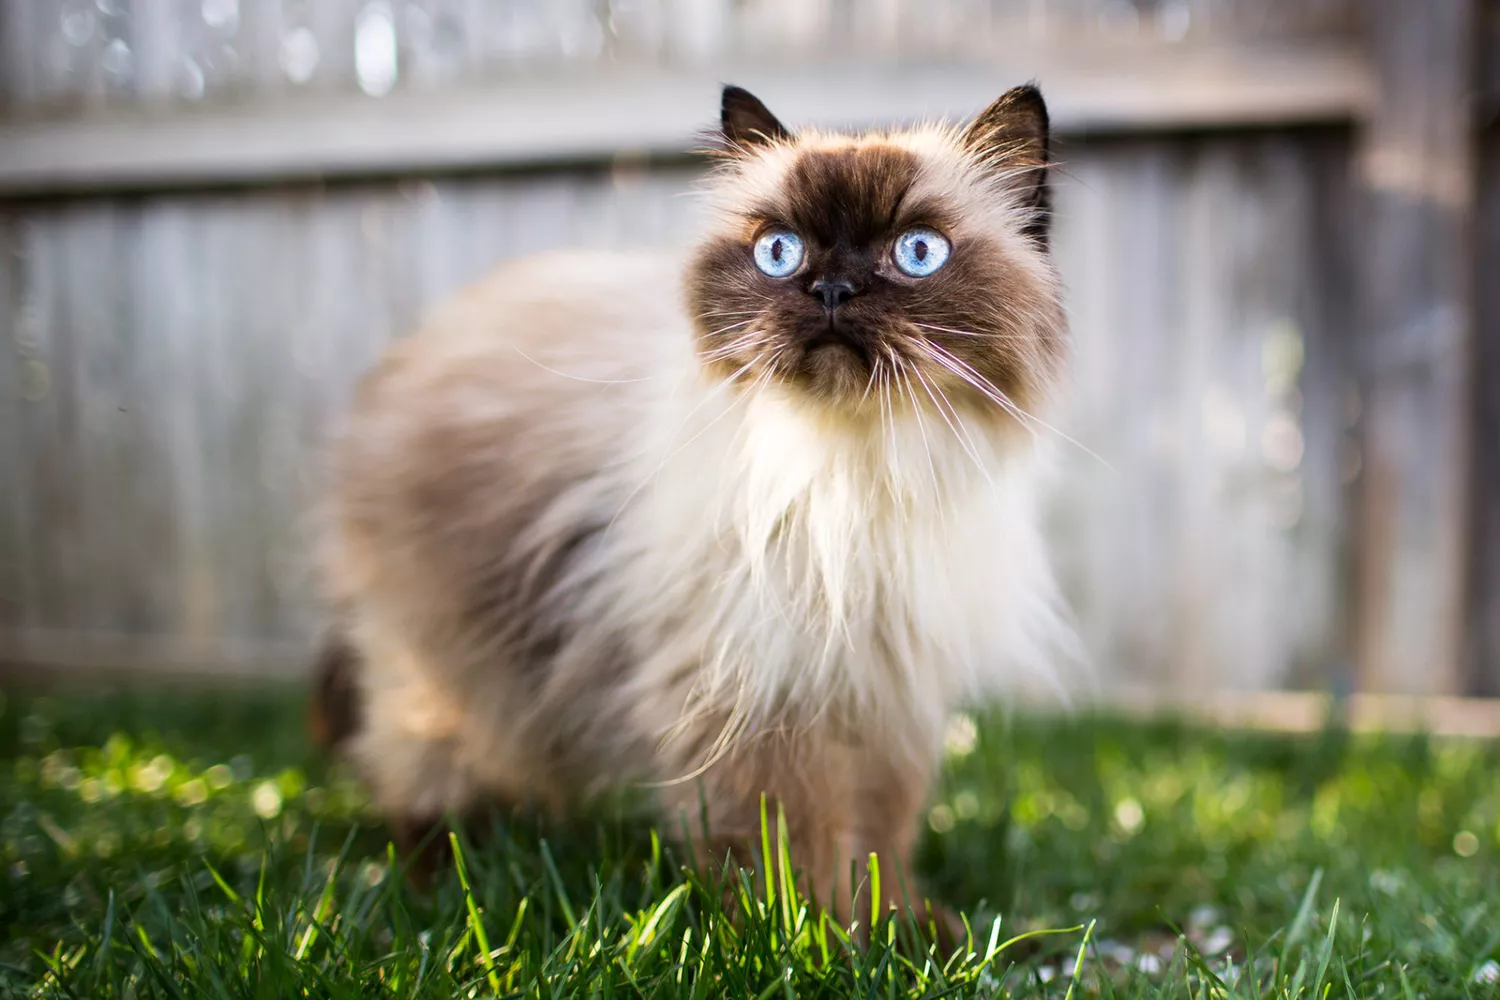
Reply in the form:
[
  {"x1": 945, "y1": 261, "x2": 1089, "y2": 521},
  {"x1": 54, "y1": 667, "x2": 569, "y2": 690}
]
[{"x1": 1, "y1": 681, "x2": 1498, "y2": 997}]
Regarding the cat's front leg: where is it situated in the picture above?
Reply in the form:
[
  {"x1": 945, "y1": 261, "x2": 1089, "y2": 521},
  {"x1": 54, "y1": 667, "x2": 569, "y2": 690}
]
[
  {"x1": 854, "y1": 746, "x2": 968, "y2": 953},
  {"x1": 657, "y1": 729, "x2": 865, "y2": 918}
]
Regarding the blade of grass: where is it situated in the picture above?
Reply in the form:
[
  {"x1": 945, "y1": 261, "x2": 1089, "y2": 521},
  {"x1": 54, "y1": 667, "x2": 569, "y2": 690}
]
[
  {"x1": 294, "y1": 826, "x2": 358, "y2": 961},
  {"x1": 776, "y1": 800, "x2": 796, "y2": 936},
  {"x1": 1312, "y1": 898, "x2": 1341, "y2": 997},
  {"x1": 1063, "y1": 919, "x2": 1095, "y2": 1000},
  {"x1": 1284, "y1": 867, "x2": 1324, "y2": 952},
  {"x1": 628, "y1": 882, "x2": 689, "y2": 963},
  {"x1": 760, "y1": 794, "x2": 775, "y2": 917},
  {"x1": 450, "y1": 831, "x2": 502, "y2": 997},
  {"x1": 539, "y1": 839, "x2": 579, "y2": 930}
]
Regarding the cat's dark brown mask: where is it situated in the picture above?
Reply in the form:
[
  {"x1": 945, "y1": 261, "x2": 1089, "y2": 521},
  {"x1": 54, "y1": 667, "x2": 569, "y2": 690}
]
[{"x1": 687, "y1": 85, "x2": 1065, "y2": 418}]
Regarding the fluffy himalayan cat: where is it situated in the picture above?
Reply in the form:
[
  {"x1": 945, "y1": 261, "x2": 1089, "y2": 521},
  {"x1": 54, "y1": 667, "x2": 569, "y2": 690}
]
[{"x1": 312, "y1": 83, "x2": 1074, "y2": 936}]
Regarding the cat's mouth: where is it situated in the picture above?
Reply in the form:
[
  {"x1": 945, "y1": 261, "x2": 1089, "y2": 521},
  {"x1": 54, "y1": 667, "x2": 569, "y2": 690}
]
[
  {"x1": 803, "y1": 328, "x2": 873, "y2": 370},
  {"x1": 789, "y1": 327, "x2": 876, "y2": 401}
]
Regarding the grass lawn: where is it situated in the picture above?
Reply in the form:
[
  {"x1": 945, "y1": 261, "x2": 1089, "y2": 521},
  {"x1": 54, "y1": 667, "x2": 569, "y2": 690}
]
[{"x1": 1, "y1": 681, "x2": 1498, "y2": 998}]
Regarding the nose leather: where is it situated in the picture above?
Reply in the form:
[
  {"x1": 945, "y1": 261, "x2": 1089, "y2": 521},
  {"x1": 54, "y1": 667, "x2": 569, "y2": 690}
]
[{"x1": 809, "y1": 278, "x2": 858, "y2": 313}]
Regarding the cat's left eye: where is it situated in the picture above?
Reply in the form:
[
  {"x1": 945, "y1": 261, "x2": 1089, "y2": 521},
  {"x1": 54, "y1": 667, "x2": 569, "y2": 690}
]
[
  {"x1": 753, "y1": 229, "x2": 804, "y2": 277},
  {"x1": 892, "y1": 228, "x2": 951, "y2": 277}
]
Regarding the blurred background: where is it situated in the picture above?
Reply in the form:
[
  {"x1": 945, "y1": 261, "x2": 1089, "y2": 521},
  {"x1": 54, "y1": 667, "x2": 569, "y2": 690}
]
[{"x1": 0, "y1": 0, "x2": 1495, "y2": 709}]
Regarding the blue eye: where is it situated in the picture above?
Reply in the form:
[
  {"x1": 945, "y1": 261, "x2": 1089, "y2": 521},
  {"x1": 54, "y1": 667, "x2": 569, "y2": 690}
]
[
  {"x1": 892, "y1": 228, "x2": 951, "y2": 277},
  {"x1": 753, "y1": 229, "x2": 804, "y2": 277}
]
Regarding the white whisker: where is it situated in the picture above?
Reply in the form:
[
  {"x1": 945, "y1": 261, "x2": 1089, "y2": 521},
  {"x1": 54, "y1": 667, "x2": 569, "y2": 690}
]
[
  {"x1": 699, "y1": 329, "x2": 770, "y2": 363},
  {"x1": 859, "y1": 352, "x2": 882, "y2": 407},
  {"x1": 701, "y1": 319, "x2": 756, "y2": 338},
  {"x1": 909, "y1": 361, "x2": 997, "y2": 490},
  {"x1": 508, "y1": 343, "x2": 656, "y2": 384},
  {"x1": 912, "y1": 321, "x2": 1028, "y2": 342},
  {"x1": 919, "y1": 340, "x2": 1113, "y2": 471},
  {"x1": 888, "y1": 349, "x2": 943, "y2": 516}
]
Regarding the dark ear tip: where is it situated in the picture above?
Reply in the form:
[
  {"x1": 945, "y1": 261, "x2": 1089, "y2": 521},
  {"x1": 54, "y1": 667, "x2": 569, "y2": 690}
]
[
  {"x1": 718, "y1": 84, "x2": 791, "y2": 148},
  {"x1": 720, "y1": 84, "x2": 758, "y2": 115},
  {"x1": 1006, "y1": 82, "x2": 1049, "y2": 120}
]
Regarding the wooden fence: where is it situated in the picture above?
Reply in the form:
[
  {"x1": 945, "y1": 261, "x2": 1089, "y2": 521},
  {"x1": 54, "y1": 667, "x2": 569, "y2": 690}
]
[{"x1": 0, "y1": 0, "x2": 1495, "y2": 700}]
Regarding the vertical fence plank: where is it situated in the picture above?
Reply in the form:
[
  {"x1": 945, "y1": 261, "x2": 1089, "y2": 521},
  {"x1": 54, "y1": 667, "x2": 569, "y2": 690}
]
[
  {"x1": 129, "y1": 0, "x2": 183, "y2": 106},
  {"x1": 1172, "y1": 137, "x2": 1311, "y2": 694},
  {"x1": 1472, "y1": 127, "x2": 1500, "y2": 695},
  {"x1": 11, "y1": 210, "x2": 76, "y2": 637},
  {"x1": 0, "y1": 211, "x2": 19, "y2": 627},
  {"x1": 1292, "y1": 131, "x2": 1362, "y2": 693},
  {"x1": 1232, "y1": 136, "x2": 1344, "y2": 691},
  {"x1": 0, "y1": 1, "x2": 31, "y2": 111},
  {"x1": 128, "y1": 200, "x2": 195, "y2": 643},
  {"x1": 1047, "y1": 141, "x2": 1180, "y2": 689},
  {"x1": 200, "y1": 196, "x2": 281, "y2": 643},
  {"x1": 63, "y1": 201, "x2": 133, "y2": 634},
  {"x1": 1353, "y1": 0, "x2": 1478, "y2": 695},
  {"x1": 1168, "y1": 138, "x2": 1241, "y2": 695}
]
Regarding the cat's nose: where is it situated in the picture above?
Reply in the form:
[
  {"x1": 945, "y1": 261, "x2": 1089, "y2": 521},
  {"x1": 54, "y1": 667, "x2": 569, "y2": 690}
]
[{"x1": 808, "y1": 278, "x2": 859, "y2": 313}]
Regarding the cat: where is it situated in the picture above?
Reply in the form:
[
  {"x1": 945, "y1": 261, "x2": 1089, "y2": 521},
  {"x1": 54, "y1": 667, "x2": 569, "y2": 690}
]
[{"x1": 311, "y1": 82, "x2": 1075, "y2": 938}]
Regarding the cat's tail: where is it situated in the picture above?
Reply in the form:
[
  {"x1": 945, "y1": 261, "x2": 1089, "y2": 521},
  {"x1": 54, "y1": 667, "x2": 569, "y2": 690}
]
[{"x1": 307, "y1": 629, "x2": 363, "y2": 752}]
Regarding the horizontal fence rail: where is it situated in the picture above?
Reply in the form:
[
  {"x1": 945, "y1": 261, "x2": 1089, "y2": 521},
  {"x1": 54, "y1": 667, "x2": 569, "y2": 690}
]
[
  {"x1": 0, "y1": 44, "x2": 1371, "y2": 196},
  {"x1": 2, "y1": 0, "x2": 1360, "y2": 115}
]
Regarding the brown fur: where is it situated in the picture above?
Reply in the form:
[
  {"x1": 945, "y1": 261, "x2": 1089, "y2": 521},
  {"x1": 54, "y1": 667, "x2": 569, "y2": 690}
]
[
  {"x1": 307, "y1": 632, "x2": 361, "y2": 750},
  {"x1": 315, "y1": 84, "x2": 1067, "y2": 945}
]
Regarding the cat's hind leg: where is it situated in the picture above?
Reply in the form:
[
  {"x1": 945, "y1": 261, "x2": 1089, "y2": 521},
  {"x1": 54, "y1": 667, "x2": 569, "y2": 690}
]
[{"x1": 321, "y1": 624, "x2": 554, "y2": 882}]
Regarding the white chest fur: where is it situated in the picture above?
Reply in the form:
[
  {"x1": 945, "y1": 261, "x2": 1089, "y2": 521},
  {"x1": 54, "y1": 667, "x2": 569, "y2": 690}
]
[{"x1": 600, "y1": 381, "x2": 1072, "y2": 758}]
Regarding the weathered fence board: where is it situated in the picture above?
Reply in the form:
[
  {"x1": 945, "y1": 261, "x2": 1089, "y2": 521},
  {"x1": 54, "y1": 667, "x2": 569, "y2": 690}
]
[
  {"x1": 0, "y1": 46, "x2": 1373, "y2": 196},
  {"x1": 1352, "y1": 0, "x2": 1478, "y2": 696},
  {"x1": 1473, "y1": 127, "x2": 1500, "y2": 696},
  {"x1": 1048, "y1": 132, "x2": 1351, "y2": 694},
  {"x1": 0, "y1": 0, "x2": 1361, "y2": 117},
  {"x1": 0, "y1": 214, "x2": 21, "y2": 631}
]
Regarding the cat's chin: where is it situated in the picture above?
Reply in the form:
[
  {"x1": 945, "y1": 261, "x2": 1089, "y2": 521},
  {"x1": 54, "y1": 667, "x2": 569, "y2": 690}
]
[{"x1": 788, "y1": 341, "x2": 874, "y2": 404}]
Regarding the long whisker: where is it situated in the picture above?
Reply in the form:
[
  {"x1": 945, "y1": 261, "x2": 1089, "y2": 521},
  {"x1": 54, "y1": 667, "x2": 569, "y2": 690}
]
[
  {"x1": 859, "y1": 352, "x2": 883, "y2": 407},
  {"x1": 919, "y1": 340, "x2": 1113, "y2": 471},
  {"x1": 878, "y1": 349, "x2": 901, "y2": 484},
  {"x1": 699, "y1": 329, "x2": 770, "y2": 363},
  {"x1": 700, "y1": 339, "x2": 765, "y2": 364},
  {"x1": 918, "y1": 342, "x2": 1038, "y2": 438},
  {"x1": 889, "y1": 350, "x2": 943, "y2": 515},
  {"x1": 921, "y1": 347, "x2": 1048, "y2": 465},
  {"x1": 910, "y1": 362, "x2": 997, "y2": 489},
  {"x1": 508, "y1": 343, "x2": 657, "y2": 384},
  {"x1": 912, "y1": 321, "x2": 1029, "y2": 342},
  {"x1": 697, "y1": 307, "x2": 764, "y2": 320},
  {"x1": 700, "y1": 319, "x2": 757, "y2": 338},
  {"x1": 751, "y1": 347, "x2": 787, "y2": 389}
]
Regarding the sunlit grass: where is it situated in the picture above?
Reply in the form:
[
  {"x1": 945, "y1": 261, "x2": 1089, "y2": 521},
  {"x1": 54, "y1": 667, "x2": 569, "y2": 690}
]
[{"x1": 1, "y1": 682, "x2": 1498, "y2": 996}]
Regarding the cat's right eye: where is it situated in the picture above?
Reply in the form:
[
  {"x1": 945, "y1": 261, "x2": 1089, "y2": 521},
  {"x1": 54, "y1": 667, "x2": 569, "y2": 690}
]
[{"x1": 752, "y1": 229, "x2": 804, "y2": 277}]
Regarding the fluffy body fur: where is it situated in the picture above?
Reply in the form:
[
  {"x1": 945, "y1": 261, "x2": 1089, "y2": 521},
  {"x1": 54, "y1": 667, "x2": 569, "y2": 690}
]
[{"x1": 315, "y1": 85, "x2": 1075, "y2": 921}]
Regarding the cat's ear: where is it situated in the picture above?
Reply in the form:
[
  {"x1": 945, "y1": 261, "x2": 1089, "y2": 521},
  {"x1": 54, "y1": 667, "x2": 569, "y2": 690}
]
[
  {"x1": 961, "y1": 84, "x2": 1052, "y2": 246},
  {"x1": 720, "y1": 85, "x2": 792, "y2": 150}
]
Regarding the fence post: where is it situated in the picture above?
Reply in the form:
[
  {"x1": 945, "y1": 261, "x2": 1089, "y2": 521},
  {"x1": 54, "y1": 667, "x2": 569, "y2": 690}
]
[
  {"x1": 1472, "y1": 35, "x2": 1500, "y2": 695},
  {"x1": 1353, "y1": 1, "x2": 1478, "y2": 694}
]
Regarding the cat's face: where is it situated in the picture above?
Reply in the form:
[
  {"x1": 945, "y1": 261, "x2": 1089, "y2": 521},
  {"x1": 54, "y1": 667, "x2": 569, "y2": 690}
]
[{"x1": 686, "y1": 85, "x2": 1065, "y2": 419}]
